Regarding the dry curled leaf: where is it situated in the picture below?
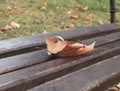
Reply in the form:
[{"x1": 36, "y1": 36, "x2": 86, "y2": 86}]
[
  {"x1": 40, "y1": 6, "x2": 46, "y2": 11},
  {"x1": 42, "y1": 30, "x2": 48, "y2": 34},
  {"x1": 67, "y1": 10, "x2": 73, "y2": 14},
  {"x1": 99, "y1": 20, "x2": 104, "y2": 25},
  {"x1": 0, "y1": 21, "x2": 21, "y2": 32},
  {"x1": 10, "y1": 21, "x2": 21, "y2": 28},
  {"x1": 60, "y1": 23, "x2": 74, "y2": 29},
  {"x1": 6, "y1": 6, "x2": 12, "y2": 10},
  {"x1": 45, "y1": 36, "x2": 95, "y2": 57},
  {"x1": 0, "y1": 25, "x2": 12, "y2": 32},
  {"x1": 74, "y1": 4, "x2": 89, "y2": 11},
  {"x1": 69, "y1": 14, "x2": 79, "y2": 19},
  {"x1": 74, "y1": 4, "x2": 81, "y2": 9},
  {"x1": 81, "y1": 6, "x2": 89, "y2": 11},
  {"x1": 4, "y1": 25, "x2": 12, "y2": 30},
  {"x1": 66, "y1": 23, "x2": 75, "y2": 28}
]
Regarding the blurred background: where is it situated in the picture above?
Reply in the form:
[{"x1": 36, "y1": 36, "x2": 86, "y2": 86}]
[{"x1": 0, "y1": 0, "x2": 120, "y2": 40}]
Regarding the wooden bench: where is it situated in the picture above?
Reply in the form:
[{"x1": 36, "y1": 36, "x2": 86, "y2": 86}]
[{"x1": 0, "y1": 24, "x2": 120, "y2": 91}]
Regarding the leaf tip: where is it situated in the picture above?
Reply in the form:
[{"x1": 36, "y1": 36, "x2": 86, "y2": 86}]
[{"x1": 90, "y1": 41, "x2": 96, "y2": 50}]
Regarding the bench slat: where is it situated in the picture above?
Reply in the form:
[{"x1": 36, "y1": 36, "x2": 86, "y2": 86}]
[
  {"x1": 0, "y1": 40, "x2": 119, "y2": 91},
  {"x1": 83, "y1": 32, "x2": 120, "y2": 47},
  {"x1": 0, "y1": 24, "x2": 119, "y2": 58},
  {"x1": 0, "y1": 32, "x2": 119, "y2": 75},
  {"x1": 28, "y1": 55, "x2": 120, "y2": 91},
  {"x1": 0, "y1": 50, "x2": 51, "y2": 75}
]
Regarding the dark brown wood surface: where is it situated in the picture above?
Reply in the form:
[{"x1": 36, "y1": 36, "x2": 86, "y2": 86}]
[
  {"x1": 0, "y1": 32, "x2": 119, "y2": 75},
  {"x1": 28, "y1": 55, "x2": 120, "y2": 91},
  {"x1": 0, "y1": 40, "x2": 119, "y2": 91},
  {"x1": 0, "y1": 24, "x2": 119, "y2": 91}
]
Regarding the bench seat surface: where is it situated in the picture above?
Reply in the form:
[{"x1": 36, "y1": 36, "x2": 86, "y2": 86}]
[{"x1": 0, "y1": 24, "x2": 119, "y2": 91}]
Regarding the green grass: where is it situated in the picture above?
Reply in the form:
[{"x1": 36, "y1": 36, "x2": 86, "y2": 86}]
[{"x1": 0, "y1": 0, "x2": 120, "y2": 40}]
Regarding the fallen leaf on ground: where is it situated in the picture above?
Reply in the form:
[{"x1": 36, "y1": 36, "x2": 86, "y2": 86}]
[
  {"x1": 81, "y1": 6, "x2": 89, "y2": 11},
  {"x1": 40, "y1": 6, "x2": 47, "y2": 11},
  {"x1": 74, "y1": 4, "x2": 81, "y2": 9},
  {"x1": 0, "y1": 21, "x2": 21, "y2": 32},
  {"x1": 74, "y1": 4, "x2": 89, "y2": 11},
  {"x1": 80, "y1": 13, "x2": 92, "y2": 21},
  {"x1": 45, "y1": 36, "x2": 95, "y2": 57},
  {"x1": 67, "y1": 10, "x2": 73, "y2": 14},
  {"x1": 5, "y1": 10, "x2": 14, "y2": 16},
  {"x1": 66, "y1": 23, "x2": 75, "y2": 28},
  {"x1": 4, "y1": 25, "x2": 12, "y2": 30},
  {"x1": 10, "y1": 21, "x2": 21, "y2": 28},
  {"x1": 6, "y1": 6, "x2": 12, "y2": 10},
  {"x1": 69, "y1": 14, "x2": 79, "y2": 19},
  {"x1": 60, "y1": 23, "x2": 75, "y2": 29},
  {"x1": 60, "y1": 23, "x2": 66, "y2": 29},
  {"x1": 42, "y1": 30, "x2": 48, "y2": 34},
  {"x1": 99, "y1": 20, "x2": 104, "y2": 25},
  {"x1": 67, "y1": 10, "x2": 78, "y2": 19}
]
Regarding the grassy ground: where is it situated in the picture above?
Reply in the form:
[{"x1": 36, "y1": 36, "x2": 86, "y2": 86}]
[{"x1": 0, "y1": 0, "x2": 120, "y2": 40}]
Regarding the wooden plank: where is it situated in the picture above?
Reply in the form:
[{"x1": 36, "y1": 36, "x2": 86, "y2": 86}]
[
  {"x1": 0, "y1": 41, "x2": 120, "y2": 91},
  {"x1": 0, "y1": 24, "x2": 119, "y2": 58},
  {"x1": 28, "y1": 55, "x2": 120, "y2": 91},
  {"x1": 82, "y1": 32, "x2": 120, "y2": 47},
  {"x1": 0, "y1": 50, "x2": 51, "y2": 75},
  {"x1": 0, "y1": 32, "x2": 119, "y2": 75}
]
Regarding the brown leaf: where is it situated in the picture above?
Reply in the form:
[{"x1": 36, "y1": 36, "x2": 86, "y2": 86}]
[
  {"x1": 6, "y1": 6, "x2": 12, "y2": 10},
  {"x1": 67, "y1": 10, "x2": 73, "y2": 14},
  {"x1": 69, "y1": 14, "x2": 79, "y2": 19},
  {"x1": 81, "y1": 6, "x2": 89, "y2": 11},
  {"x1": 0, "y1": 25, "x2": 12, "y2": 32},
  {"x1": 45, "y1": 36, "x2": 72, "y2": 54},
  {"x1": 42, "y1": 30, "x2": 48, "y2": 34},
  {"x1": 45, "y1": 36, "x2": 95, "y2": 57},
  {"x1": 60, "y1": 22, "x2": 66, "y2": 29},
  {"x1": 66, "y1": 23, "x2": 75, "y2": 28},
  {"x1": 80, "y1": 13, "x2": 92, "y2": 21},
  {"x1": 40, "y1": 6, "x2": 47, "y2": 11},
  {"x1": 99, "y1": 20, "x2": 104, "y2": 25},
  {"x1": 4, "y1": 25, "x2": 12, "y2": 30},
  {"x1": 10, "y1": 21, "x2": 21, "y2": 28},
  {"x1": 0, "y1": 21, "x2": 21, "y2": 32},
  {"x1": 74, "y1": 4, "x2": 81, "y2": 9},
  {"x1": 60, "y1": 23, "x2": 74, "y2": 29},
  {"x1": 74, "y1": 4, "x2": 89, "y2": 11}
]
